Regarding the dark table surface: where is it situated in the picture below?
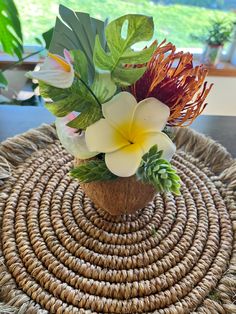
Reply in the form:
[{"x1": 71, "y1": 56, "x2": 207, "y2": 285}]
[{"x1": 0, "y1": 105, "x2": 236, "y2": 157}]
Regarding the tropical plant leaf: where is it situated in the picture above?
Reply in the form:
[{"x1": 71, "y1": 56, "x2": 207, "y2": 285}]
[
  {"x1": 0, "y1": 0, "x2": 23, "y2": 59},
  {"x1": 35, "y1": 28, "x2": 53, "y2": 49},
  {"x1": 49, "y1": 4, "x2": 107, "y2": 83},
  {"x1": 40, "y1": 80, "x2": 96, "y2": 117},
  {"x1": 42, "y1": 27, "x2": 54, "y2": 49},
  {"x1": 93, "y1": 14, "x2": 156, "y2": 86},
  {"x1": 91, "y1": 71, "x2": 117, "y2": 103},
  {"x1": 67, "y1": 103, "x2": 102, "y2": 130},
  {"x1": 70, "y1": 159, "x2": 117, "y2": 183},
  {"x1": 70, "y1": 50, "x2": 89, "y2": 83},
  {"x1": 39, "y1": 49, "x2": 103, "y2": 129},
  {"x1": 70, "y1": 50, "x2": 116, "y2": 103},
  {"x1": 40, "y1": 77, "x2": 103, "y2": 129}
]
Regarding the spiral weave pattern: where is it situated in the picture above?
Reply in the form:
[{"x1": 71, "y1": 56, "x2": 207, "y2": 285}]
[{"x1": 0, "y1": 125, "x2": 235, "y2": 314}]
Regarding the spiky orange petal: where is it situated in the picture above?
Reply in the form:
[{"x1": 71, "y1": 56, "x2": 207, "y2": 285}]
[{"x1": 130, "y1": 40, "x2": 213, "y2": 127}]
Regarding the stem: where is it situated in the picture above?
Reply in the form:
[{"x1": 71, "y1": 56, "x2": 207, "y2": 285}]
[
  {"x1": 74, "y1": 72, "x2": 101, "y2": 106},
  {"x1": 0, "y1": 48, "x2": 46, "y2": 73}
]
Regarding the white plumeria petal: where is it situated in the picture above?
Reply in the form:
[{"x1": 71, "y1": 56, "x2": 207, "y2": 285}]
[
  {"x1": 82, "y1": 92, "x2": 175, "y2": 178},
  {"x1": 136, "y1": 132, "x2": 176, "y2": 161},
  {"x1": 85, "y1": 119, "x2": 129, "y2": 153},
  {"x1": 105, "y1": 144, "x2": 143, "y2": 177},
  {"x1": 102, "y1": 91, "x2": 138, "y2": 138},
  {"x1": 55, "y1": 113, "x2": 97, "y2": 159},
  {"x1": 26, "y1": 52, "x2": 74, "y2": 89},
  {"x1": 131, "y1": 97, "x2": 170, "y2": 139}
]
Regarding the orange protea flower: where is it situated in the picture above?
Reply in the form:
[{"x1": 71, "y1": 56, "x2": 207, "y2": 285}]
[{"x1": 130, "y1": 40, "x2": 213, "y2": 127}]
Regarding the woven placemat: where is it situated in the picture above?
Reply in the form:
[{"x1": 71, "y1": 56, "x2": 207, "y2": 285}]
[{"x1": 0, "y1": 124, "x2": 235, "y2": 314}]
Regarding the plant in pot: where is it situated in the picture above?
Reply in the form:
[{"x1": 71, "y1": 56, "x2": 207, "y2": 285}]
[
  {"x1": 196, "y1": 18, "x2": 233, "y2": 66},
  {"x1": 228, "y1": 19, "x2": 236, "y2": 66},
  {"x1": 26, "y1": 5, "x2": 213, "y2": 216}
]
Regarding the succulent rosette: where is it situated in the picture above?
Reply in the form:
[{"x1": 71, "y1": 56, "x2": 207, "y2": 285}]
[{"x1": 27, "y1": 5, "x2": 212, "y2": 196}]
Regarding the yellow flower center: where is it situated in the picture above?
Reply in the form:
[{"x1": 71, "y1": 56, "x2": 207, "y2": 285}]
[
  {"x1": 48, "y1": 52, "x2": 71, "y2": 72},
  {"x1": 114, "y1": 121, "x2": 146, "y2": 146}
]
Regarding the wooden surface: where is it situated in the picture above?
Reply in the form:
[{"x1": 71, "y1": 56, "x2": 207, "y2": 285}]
[
  {"x1": 205, "y1": 62, "x2": 236, "y2": 77},
  {"x1": 0, "y1": 62, "x2": 34, "y2": 71},
  {"x1": 0, "y1": 105, "x2": 235, "y2": 157},
  {"x1": 190, "y1": 60, "x2": 236, "y2": 77}
]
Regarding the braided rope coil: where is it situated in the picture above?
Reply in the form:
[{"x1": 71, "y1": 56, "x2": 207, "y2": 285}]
[{"x1": 0, "y1": 125, "x2": 235, "y2": 314}]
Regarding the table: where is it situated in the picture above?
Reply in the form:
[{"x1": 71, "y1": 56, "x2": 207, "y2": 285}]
[{"x1": 0, "y1": 105, "x2": 236, "y2": 157}]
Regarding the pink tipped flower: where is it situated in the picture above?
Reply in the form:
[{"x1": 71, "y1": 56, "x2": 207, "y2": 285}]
[
  {"x1": 26, "y1": 49, "x2": 74, "y2": 88},
  {"x1": 56, "y1": 113, "x2": 98, "y2": 159}
]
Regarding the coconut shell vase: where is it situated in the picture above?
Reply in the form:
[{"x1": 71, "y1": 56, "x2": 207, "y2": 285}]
[
  {"x1": 27, "y1": 12, "x2": 212, "y2": 217},
  {"x1": 75, "y1": 158, "x2": 156, "y2": 215}
]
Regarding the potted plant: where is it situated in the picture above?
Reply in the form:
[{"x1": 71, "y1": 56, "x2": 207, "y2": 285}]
[
  {"x1": 199, "y1": 18, "x2": 233, "y2": 66},
  {"x1": 228, "y1": 19, "x2": 236, "y2": 66},
  {"x1": 26, "y1": 5, "x2": 213, "y2": 216}
]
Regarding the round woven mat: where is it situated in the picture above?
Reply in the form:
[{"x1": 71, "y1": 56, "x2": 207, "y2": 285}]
[{"x1": 0, "y1": 125, "x2": 235, "y2": 314}]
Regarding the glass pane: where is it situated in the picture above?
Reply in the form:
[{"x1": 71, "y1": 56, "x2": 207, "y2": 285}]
[{"x1": 16, "y1": 0, "x2": 235, "y2": 48}]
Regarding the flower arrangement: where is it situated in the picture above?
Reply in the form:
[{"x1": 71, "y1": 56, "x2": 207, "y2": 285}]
[{"x1": 27, "y1": 5, "x2": 212, "y2": 214}]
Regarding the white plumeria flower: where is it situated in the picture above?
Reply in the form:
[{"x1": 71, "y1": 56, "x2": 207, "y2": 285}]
[
  {"x1": 85, "y1": 92, "x2": 176, "y2": 177},
  {"x1": 26, "y1": 49, "x2": 74, "y2": 88},
  {"x1": 56, "y1": 113, "x2": 98, "y2": 159}
]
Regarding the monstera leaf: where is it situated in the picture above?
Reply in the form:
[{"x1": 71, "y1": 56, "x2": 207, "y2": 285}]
[
  {"x1": 93, "y1": 14, "x2": 156, "y2": 86},
  {"x1": 42, "y1": 27, "x2": 54, "y2": 49},
  {"x1": 0, "y1": 0, "x2": 23, "y2": 59},
  {"x1": 49, "y1": 5, "x2": 106, "y2": 83},
  {"x1": 41, "y1": 79, "x2": 102, "y2": 130},
  {"x1": 40, "y1": 79, "x2": 96, "y2": 118},
  {"x1": 91, "y1": 71, "x2": 116, "y2": 103}
]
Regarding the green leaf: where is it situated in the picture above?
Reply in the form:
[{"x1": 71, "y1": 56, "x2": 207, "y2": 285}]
[
  {"x1": 0, "y1": 72, "x2": 8, "y2": 89},
  {"x1": 34, "y1": 37, "x2": 44, "y2": 46},
  {"x1": 93, "y1": 14, "x2": 156, "y2": 86},
  {"x1": 70, "y1": 50, "x2": 89, "y2": 83},
  {"x1": 35, "y1": 28, "x2": 53, "y2": 49},
  {"x1": 91, "y1": 71, "x2": 117, "y2": 103},
  {"x1": 149, "y1": 144, "x2": 158, "y2": 156},
  {"x1": 70, "y1": 159, "x2": 117, "y2": 183},
  {"x1": 40, "y1": 80, "x2": 96, "y2": 117},
  {"x1": 67, "y1": 103, "x2": 102, "y2": 130},
  {"x1": 40, "y1": 78, "x2": 103, "y2": 128},
  {"x1": 0, "y1": 0, "x2": 23, "y2": 59},
  {"x1": 49, "y1": 5, "x2": 106, "y2": 84},
  {"x1": 112, "y1": 66, "x2": 147, "y2": 86},
  {"x1": 42, "y1": 27, "x2": 54, "y2": 49},
  {"x1": 136, "y1": 145, "x2": 181, "y2": 195}
]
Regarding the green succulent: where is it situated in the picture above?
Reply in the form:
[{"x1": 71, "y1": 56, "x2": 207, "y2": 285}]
[
  {"x1": 136, "y1": 145, "x2": 181, "y2": 195},
  {"x1": 70, "y1": 159, "x2": 117, "y2": 183}
]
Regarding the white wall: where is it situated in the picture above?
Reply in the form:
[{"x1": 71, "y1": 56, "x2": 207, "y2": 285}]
[{"x1": 204, "y1": 76, "x2": 236, "y2": 116}]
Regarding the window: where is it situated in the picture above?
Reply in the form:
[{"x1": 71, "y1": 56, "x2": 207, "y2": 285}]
[{"x1": 16, "y1": 0, "x2": 236, "y2": 50}]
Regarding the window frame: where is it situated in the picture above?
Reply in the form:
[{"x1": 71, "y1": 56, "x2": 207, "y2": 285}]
[{"x1": 0, "y1": 42, "x2": 236, "y2": 67}]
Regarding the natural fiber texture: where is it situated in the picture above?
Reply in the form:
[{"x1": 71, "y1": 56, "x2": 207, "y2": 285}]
[{"x1": 0, "y1": 124, "x2": 235, "y2": 314}]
